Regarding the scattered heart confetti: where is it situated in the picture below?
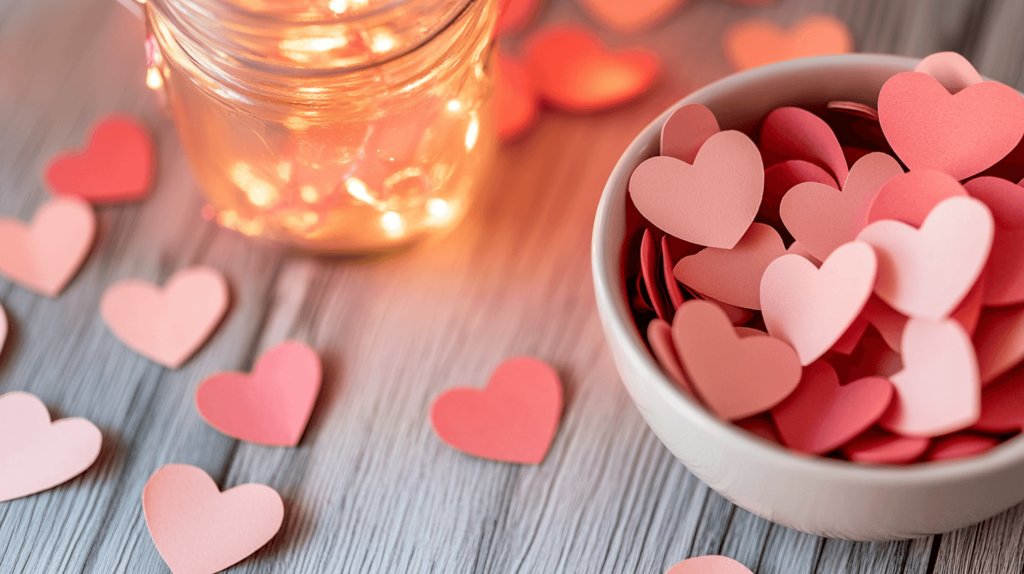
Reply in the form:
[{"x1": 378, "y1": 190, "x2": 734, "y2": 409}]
[
  {"x1": 0, "y1": 197, "x2": 96, "y2": 297},
  {"x1": 101, "y1": 266, "x2": 230, "y2": 369},
  {"x1": 666, "y1": 555, "x2": 754, "y2": 574},
  {"x1": 196, "y1": 341, "x2": 321, "y2": 446},
  {"x1": 495, "y1": 54, "x2": 539, "y2": 141},
  {"x1": 914, "y1": 52, "x2": 984, "y2": 95},
  {"x1": 761, "y1": 106, "x2": 849, "y2": 185},
  {"x1": 44, "y1": 115, "x2": 155, "y2": 204},
  {"x1": 867, "y1": 169, "x2": 967, "y2": 228},
  {"x1": 972, "y1": 306, "x2": 1024, "y2": 386},
  {"x1": 724, "y1": 14, "x2": 853, "y2": 72},
  {"x1": 431, "y1": 356, "x2": 562, "y2": 464},
  {"x1": 577, "y1": 0, "x2": 685, "y2": 34},
  {"x1": 925, "y1": 433, "x2": 999, "y2": 462},
  {"x1": 973, "y1": 371, "x2": 1024, "y2": 433},
  {"x1": 661, "y1": 104, "x2": 720, "y2": 165},
  {"x1": 524, "y1": 25, "x2": 660, "y2": 113},
  {"x1": 840, "y1": 430, "x2": 930, "y2": 465},
  {"x1": 0, "y1": 392, "x2": 102, "y2": 502},
  {"x1": 143, "y1": 464, "x2": 284, "y2": 574},
  {"x1": 674, "y1": 223, "x2": 785, "y2": 310}
]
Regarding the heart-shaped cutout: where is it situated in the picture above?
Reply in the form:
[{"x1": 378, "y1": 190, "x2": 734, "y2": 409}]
[
  {"x1": 0, "y1": 391, "x2": 102, "y2": 502},
  {"x1": 963, "y1": 176, "x2": 1024, "y2": 229},
  {"x1": 647, "y1": 318, "x2": 693, "y2": 395},
  {"x1": 878, "y1": 72, "x2": 1024, "y2": 180},
  {"x1": 879, "y1": 317, "x2": 981, "y2": 437},
  {"x1": 143, "y1": 464, "x2": 284, "y2": 574},
  {"x1": 660, "y1": 103, "x2": 719, "y2": 164},
  {"x1": 0, "y1": 197, "x2": 95, "y2": 297},
  {"x1": 760, "y1": 159, "x2": 837, "y2": 224},
  {"x1": 867, "y1": 169, "x2": 967, "y2": 228},
  {"x1": 857, "y1": 195, "x2": 993, "y2": 320},
  {"x1": 974, "y1": 371, "x2": 1024, "y2": 433},
  {"x1": 925, "y1": 433, "x2": 999, "y2": 462},
  {"x1": 840, "y1": 430, "x2": 930, "y2": 465},
  {"x1": 666, "y1": 555, "x2": 754, "y2": 574},
  {"x1": 630, "y1": 130, "x2": 764, "y2": 249},
  {"x1": 660, "y1": 235, "x2": 687, "y2": 309},
  {"x1": 101, "y1": 266, "x2": 230, "y2": 369},
  {"x1": 761, "y1": 242, "x2": 877, "y2": 366},
  {"x1": 495, "y1": 54, "x2": 538, "y2": 141},
  {"x1": 760, "y1": 106, "x2": 849, "y2": 185},
  {"x1": 735, "y1": 414, "x2": 782, "y2": 444},
  {"x1": 914, "y1": 52, "x2": 984, "y2": 95},
  {"x1": 973, "y1": 306, "x2": 1024, "y2": 386},
  {"x1": 724, "y1": 14, "x2": 853, "y2": 71},
  {"x1": 196, "y1": 341, "x2": 321, "y2": 446},
  {"x1": 577, "y1": 0, "x2": 685, "y2": 33},
  {"x1": 672, "y1": 299, "x2": 802, "y2": 420},
  {"x1": 430, "y1": 357, "x2": 562, "y2": 464},
  {"x1": 981, "y1": 225, "x2": 1024, "y2": 306},
  {"x1": 641, "y1": 228, "x2": 671, "y2": 321}
]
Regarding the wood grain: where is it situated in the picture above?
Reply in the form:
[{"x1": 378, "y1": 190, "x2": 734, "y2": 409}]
[{"x1": 0, "y1": 0, "x2": 1021, "y2": 572}]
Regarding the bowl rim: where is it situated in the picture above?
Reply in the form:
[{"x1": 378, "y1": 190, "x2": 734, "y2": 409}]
[{"x1": 592, "y1": 52, "x2": 1024, "y2": 486}]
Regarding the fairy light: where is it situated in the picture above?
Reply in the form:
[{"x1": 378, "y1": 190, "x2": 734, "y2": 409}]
[
  {"x1": 381, "y1": 211, "x2": 404, "y2": 236},
  {"x1": 146, "y1": 67, "x2": 163, "y2": 89},
  {"x1": 426, "y1": 198, "x2": 449, "y2": 218},
  {"x1": 345, "y1": 177, "x2": 385, "y2": 209},
  {"x1": 370, "y1": 29, "x2": 397, "y2": 53},
  {"x1": 230, "y1": 162, "x2": 279, "y2": 207},
  {"x1": 464, "y1": 113, "x2": 479, "y2": 151},
  {"x1": 300, "y1": 185, "x2": 320, "y2": 203},
  {"x1": 446, "y1": 99, "x2": 463, "y2": 113},
  {"x1": 329, "y1": 0, "x2": 366, "y2": 14}
]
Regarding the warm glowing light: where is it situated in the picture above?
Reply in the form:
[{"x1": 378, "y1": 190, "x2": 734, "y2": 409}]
[
  {"x1": 329, "y1": 0, "x2": 366, "y2": 13},
  {"x1": 300, "y1": 185, "x2": 320, "y2": 203},
  {"x1": 284, "y1": 116, "x2": 309, "y2": 130},
  {"x1": 370, "y1": 29, "x2": 397, "y2": 54},
  {"x1": 465, "y1": 113, "x2": 479, "y2": 151},
  {"x1": 282, "y1": 211, "x2": 319, "y2": 232},
  {"x1": 276, "y1": 161, "x2": 293, "y2": 181},
  {"x1": 218, "y1": 209, "x2": 240, "y2": 229},
  {"x1": 230, "y1": 162, "x2": 280, "y2": 207},
  {"x1": 238, "y1": 218, "x2": 265, "y2": 237},
  {"x1": 146, "y1": 67, "x2": 163, "y2": 89},
  {"x1": 426, "y1": 198, "x2": 448, "y2": 218},
  {"x1": 279, "y1": 35, "x2": 348, "y2": 55},
  {"x1": 381, "y1": 211, "x2": 404, "y2": 235},
  {"x1": 446, "y1": 99, "x2": 463, "y2": 113},
  {"x1": 345, "y1": 177, "x2": 385, "y2": 209}
]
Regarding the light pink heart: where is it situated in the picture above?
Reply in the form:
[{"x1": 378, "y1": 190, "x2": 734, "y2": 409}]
[
  {"x1": 914, "y1": 52, "x2": 984, "y2": 95},
  {"x1": 973, "y1": 306, "x2": 1024, "y2": 386},
  {"x1": 101, "y1": 266, "x2": 230, "y2": 369},
  {"x1": 0, "y1": 197, "x2": 95, "y2": 297},
  {"x1": 630, "y1": 130, "x2": 764, "y2": 249},
  {"x1": 761, "y1": 242, "x2": 877, "y2": 366},
  {"x1": 868, "y1": 169, "x2": 968, "y2": 228},
  {"x1": 143, "y1": 464, "x2": 284, "y2": 574},
  {"x1": 660, "y1": 103, "x2": 719, "y2": 164},
  {"x1": 879, "y1": 318, "x2": 981, "y2": 437},
  {"x1": 760, "y1": 105, "x2": 849, "y2": 184},
  {"x1": 781, "y1": 152, "x2": 903, "y2": 262},
  {"x1": 0, "y1": 391, "x2": 102, "y2": 502},
  {"x1": 857, "y1": 195, "x2": 993, "y2": 319},
  {"x1": 666, "y1": 555, "x2": 753, "y2": 574}
]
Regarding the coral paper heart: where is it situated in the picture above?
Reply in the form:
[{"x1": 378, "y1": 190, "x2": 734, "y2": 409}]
[
  {"x1": 760, "y1": 159, "x2": 837, "y2": 224},
  {"x1": 760, "y1": 242, "x2": 877, "y2": 366},
  {"x1": 760, "y1": 106, "x2": 849, "y2": 184},
  {"x1": 101, "y1": 266, "x2": 230, "y2": 369},
  {"x1": 780, "y1": 152, "x2": 903, "y2": 262},
  {"x1": 143, "y1": 464, "x2": 284, "y2": 574},
  {"x1": 868, "y1": 169, "x2": 967, "y2": 228},
  {"x1": 0, "y1": 197, "x2": 95, "y2": 297},
  {"x1": 841, "y1": 430, "x2": 930, "y2": 465},
  {"x1": 661, "y1": 104, "x2": 719, "y2": 164},
  {"x1": 878, "y1": 72, "x2": 1024, "y2": 180},
  {"x1": 770, "y1": 361, "x2": 893, "y2": 454},
  {"x1": 925, "y1": 433, "x2": 998, "y2": 462},
  {"x1": 963, "y1": 176, "x2": 1024, "y2": 229},
  {"x1": 914, "y1": 52, "x2": 984, "y2": 95},
  {"x1": 641, "y1": 228, "x2": 671, "y2": 321},
  {"x1": 972, "y1": 306, "x2": 1024, "y2": 385},
  {"x1": 724, "y1": 14, "x2": 852, "y2": 72},
  {"x1": 495, "y1": 55, "x2": 538, "y2": 141},
  {"x1": 673, "y1": 223, "x2": 785, "y2": 310},
  {"x1": 577, "y1": 0, "x2": 685, "y2": 33},
  {"x1": 0, "y1": 392, "x2": 102, "y2": 502},
  {"x1": 672, "y1": 300, "x2": 802, "y2": 420},
  {"x1": 857, "y1": 196, "x2": 993, "y2": 320},
  {"x1": 524, "y1": 25, "x2": 660, "y2": 113},
  {"x1": 196, "y1": 341, "x2": 321, "y2": 446},
  {"x1": 630, "y1": 130, "x2": 764, "y2": 249},
  {"x1": 879, "y1": 318, "x2": 981, "y2": 437},
  {"x1": 430, "y1": 357, "x2": 562, "y2": 464},
  {"x1": 647, "y1": 318, "x2": 693, "y2": 395},
  {"x1": 666, "y1": 555, "x2": 754, "y2": 574},
  {"x1": 44, "y1": 115, "x2": 154, "y2": 204},
  {"x1": 974, "y1": 372, "x2": 1024, "y2": 433},
  {"x1": 981, "y1": 225, "x2": 1024, "y2": 306}
]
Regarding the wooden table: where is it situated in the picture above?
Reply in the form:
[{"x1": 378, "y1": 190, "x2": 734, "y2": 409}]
[{"x1": 2, "y1": 0, "x2": 1023, "y2": 571}]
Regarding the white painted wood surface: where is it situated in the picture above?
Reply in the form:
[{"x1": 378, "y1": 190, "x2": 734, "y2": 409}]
[{"x1": 0, "y1": 0, "x2": 1022, "y2": 571}]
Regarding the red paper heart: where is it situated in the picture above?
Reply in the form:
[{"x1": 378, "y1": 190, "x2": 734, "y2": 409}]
[
  {"x1": 647, "y1": 318, "x2": 693, "y2": 395},
  {"x1": 430, "y1": 357, "x2": 562, "y2": 464},
  {"x1": 841, "y1": 430, "x2": 930, "y2": 465},
  {"x1": 0, "y1": 197, "x2": 95, "y2": 297},
  {"x1": 660, "y1": 235, "x2": 687, "y2": 309},
  {"x1": 973, "y1": 306, "x2": 1024, "y2": 386},
  {"x1": 760, "y1": 159, "x2": 837, "y2": 224},
  {"x1": 914, "y1": 52, "x2": 984, "y2": 95},
  {"x1": 45, "y1": 115, "x2": 155, "y2": 204},
  {"x1": 724, "y1": 14, "x2": 853, "y2": 72},
  {"x1": 760, "y1": 106, "x2": 849, "y2": 184},
  {"x1": 660, "y1": 103, "x2": 720, "y2": 164},
  {"x1": 495, "y1": 55, "x2": 538, "y2": 141},
  {"x1": 577, "y1": 0, "x2": 686, "y2": 33},
  {"x1": 878, "y1": 72, "x2": 1024, "y2": 180},
  {"x1": 641, "y1": 228, "x2": 671, "y2": 322},
  {"x1": 974, "y1": 371, "x2": 1024, "y2": 433},
  {"x1": 925, "y1": 433, "x2": 999, "y2": 462},
  {"x1": 963, "y1": 176, "x2": 1024, "y2": 229},
  {"x1": 868, "y1": 169, "x2": 968, "y2": 228}
]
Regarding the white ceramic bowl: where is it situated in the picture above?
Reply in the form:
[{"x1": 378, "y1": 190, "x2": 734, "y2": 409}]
[{"x1": 592, "y1": 54, "x2": 1024, "y2": 541}]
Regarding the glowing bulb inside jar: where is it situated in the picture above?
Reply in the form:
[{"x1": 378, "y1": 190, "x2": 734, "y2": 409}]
[
  {"x1": 345, "y1": 177, "x2": 385, "y2": 209},
  {"x1": 427, "y1": 198, "x2": 448, "y2": 218},
  {"x1": 146, "y1": 67, "x2": 163, "y2": 89},
  {"x1": 446, "y1": 100, "x2": 463, "y2": 113},
  {"x1": 381, "y1": 211, "x2": 404, "y2": 236},
  {"x1": 465, "y1": 113, "x2": 479, "y2": 151},
  {"x1": 370, "y1": 29, "x2": 397, "y2": 54}
]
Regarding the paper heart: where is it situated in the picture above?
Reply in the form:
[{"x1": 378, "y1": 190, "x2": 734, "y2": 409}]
[
  {"x1": 760, "y1": 106, "x2": 849, "y2": 185},
  {"x1": 495, "y1": 0, "x2": 540, "y2": 35},
  {"x1": 781, "y1": 152, "x2": 903, "y2": 262},
  {"x1": 857, "y1": 196, "x2": 993, "y2": 319},
  {"x1": 143, "y1": 464, "x2": 284, "y2": 574},
  {"x1": 495, "y1": 55, "x2": 538, "y2": 141},
  {"x1": 660, "y1": 235, "x2": 686, "y2": 309},
  {"x1": 963, "y1": 176, "x2": 1024, "y2": 229},
  {"x1": 641, "y1": 228, "x2": 671, "y2": 321},
  {"x1": 973, "y1": 306, "x2": 1024, "y2": 386},
  {"x1": 196, "y1": 341, "x2": 321, "y2": 446},
  {"x1": 785, "y1": 240, "x2": 821, "y2": 265},
  {"x1": 430, "y1": 357, "x2": 562, "y2": 464},
  {"x1": 841, "y1": 430, "x2": 930, "y2": 465},
  {"x1": 101, "y1": 266, "x2": 230, "y2": 369},
  {"x1": 981, "y1": 226, "x2": 1024, "y2": 306},
  {"x1": 0, "y1": 197, "x2": 95, "y2": 297},
  {"x1": 974, "y1": 371, "x2": 1024, "y2": 433},
  {"x1": 647, "y1": 318, "x2": 693, "y2": 395},
  {"x1": 672, "y1": 300, "x2": 801, "y2": 420},
  {"x1": 914, "y1": 52, "x2": 984, "y2": 95},
  {"x1": 674, "y1": 223, "x2": 785, "y2": 310},
  {"x1": 878, "y1": 72, "x2": 1024, "y2": 180},
  {"x1": 724, "y1": 14, "x2": 853, "y2": 72},
  {"x1": 630, "y1": 130, "x2": 764, "y2": 249},
  {"x1": 925, "y1": 433, "x2": 998, "y2": 462},
  {"x1": 761, "y1": 242, "x2": 877, "y2": 366},
  {"x1": 770, "y1": 361, "x2": 893, "y2": 454},
  {"x1": 860, "y1": 296, "x2": 906, "y2": 352},
  {"x1": 951, "y1": 274, "x2": 985, "y2": 335},
  {"x1": 0, "y1": 392, "x2": 102, "y2": 502},
  {"x1": 830, "y1": 316, "x2": 869, "y2": 355},
  {"x1": 666, "y1": 555, "x2": 754, "y2": 574},
  {"x1": 524, "y1": 25, "x2": 660, "y2": 113},
  {"x1": 44, "y1": 116, "x2": 154, "y2": 204},
  {"x1": 734, "y1": 414, "x2": 781, "y2": 444},
  {"x1": 661, "y1": 104, "x2": 719, "y2": 164},
  {"x1": 826, "y1": 100, "x2": 879, "y2": 122},
  {"x1": 760, "y1": 159, "x2": 837, "y2": 224},
  {"x1": 879, "y1": 318, "x2": 981, "y2": 437},
  {"x1": 577, "y1": 0, "x2": 685, "y2": 33},
  {"x1": 845, "y1": 333, "x2": 904, "y2": 380},
  {"x1": 867, "y1": 169, "x2": 968, "y2": 227}
]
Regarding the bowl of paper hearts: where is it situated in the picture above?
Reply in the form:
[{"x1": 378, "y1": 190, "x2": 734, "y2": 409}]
[{"x1": 592, "y1": 52, "x2": 1024, "y2": 541}]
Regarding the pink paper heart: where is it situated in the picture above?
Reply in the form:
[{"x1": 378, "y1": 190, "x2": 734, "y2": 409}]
[
  {"x1": 974, "y1": 371, "x2": 1024, "y2": 433},
  {"x1": 196, "y1": 341, "x2": 321, "y2": 446},
  {"x1": 641, "y1": 228, "x2": 671, "y2": 322},
  {"x1": 143, "y1": 464, "x2": 284, "y2": 574},
  {"x1": 868, "y1": 169, "x2": 968, "y2": 228},
  {"x1": 952, "y1": 274, "x2": 986, "y2": 336},
  {"x1": 760, "y1": 106, "x2": 849, "y2": 184},
  {"x1": 841, "y1": 429, "x2": 930, "y2": 465},
  {"x1": 0, "y1": 197, "x2": 95, "y2": 297},
  {"x1": 830, "y1": 316, "x2": 869, "y2": 355},
  {"x1": 673, "y1": 223, "x2": 785, "y2": 310},
  {"x1": 760, "y1": 159, "x2": 837, "y2": 224},
  {"x1": 857, "y1": 196, "x2": 993, "y2": 319},
  {"x1": 781, "y1": 152, "x2": 903, "y2": 262},
  {"x1": 666, "y1": 555, "x2": 754, "y2": 574},
  {"x1": 647, "y1": 318, "x2": 693, "y2": 395},
  {"x1": 724, "y1": 14, "x2": 852, "y2": 72},
  {"x1": 672, "y1": 299, "x2": 802, "y2": 420},
  {"x1": 963, "y1": 176, "x2": 1024, "y2": 229},
  {"x1": 859, "y1": 296, "x2": 906, "y2": 352},
  {"x1": 925, "y1": 433, "x2": 999, "y2": 462},
  {"x1": 761, "y1": 242, "x2": 877, "y2": 366},
  {"x1": 770, "y1": 361, "x2": 893, "y2": 454},
  {"x1": 879, "y1": 318, "x2": 981, "y2": 437},
  {"x1": 430, "y1": 357, "x2": 562, "y2": 464},
  {"x1": 661, "y1": 104, "x2": 720, "y2": 164},
  {"x1": 660, "y1": 235, "x2": 686, "y2": 309},
  {"x1": 630, "y1": 130, "x2": 764, "y2": 249},
  {"x1": 577, "y1": 0, "x2": 686, "y2": 33},
  {"x1": 914, "y1": 52, "x2": 984, "y2": 95},
  {"x1": 878, "y1": 72, "x2": 1024, "y2": 180},
  {"x1": 0, "y1": 391, "x2": 102, "y2": 502},
  {"x1": 101, "y1": 266, "x2": 230, "y2": 369},
  {"x1": 785, "y1": 241, "x2": 821, "y2": 265},
  {"x1": 982, "y1": 226, "x2": 1024, "y2": 306},
  {"x1": 973, "y1": 306, "x2": 1024, "y2": 386}
]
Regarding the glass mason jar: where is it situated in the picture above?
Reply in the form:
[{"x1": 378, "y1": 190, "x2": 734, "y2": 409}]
[{"x1": 145, "y1": 0, "x2": 498, "y2": 253}]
